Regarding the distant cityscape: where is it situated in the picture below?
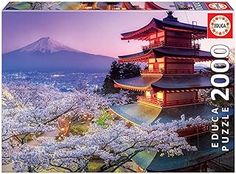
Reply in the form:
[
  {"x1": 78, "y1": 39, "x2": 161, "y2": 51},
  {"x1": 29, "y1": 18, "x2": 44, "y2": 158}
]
[{"x1": 3, "y1": 72, "x2": 106, "y2": 92}]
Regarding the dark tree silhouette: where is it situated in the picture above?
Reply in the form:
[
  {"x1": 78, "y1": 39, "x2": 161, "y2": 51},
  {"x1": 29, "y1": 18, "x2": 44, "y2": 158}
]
[{"x1": 102, "y1": 61, "x2": 141, "y2": 94}]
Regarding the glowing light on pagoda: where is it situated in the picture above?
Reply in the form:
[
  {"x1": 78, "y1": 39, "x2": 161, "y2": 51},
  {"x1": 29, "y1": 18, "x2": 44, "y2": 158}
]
[
  {"x1": 145, "y1": 91, "x2": 151, "y2": 98},
  {"x1": 57, "y1": 116, "x2": 71, "y2": 139}
]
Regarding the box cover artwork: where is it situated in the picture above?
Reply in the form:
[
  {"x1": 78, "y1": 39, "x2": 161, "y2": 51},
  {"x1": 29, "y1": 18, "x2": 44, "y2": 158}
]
[{"x1": 2, "y1": 1, "x2": 234, "y2": 173}]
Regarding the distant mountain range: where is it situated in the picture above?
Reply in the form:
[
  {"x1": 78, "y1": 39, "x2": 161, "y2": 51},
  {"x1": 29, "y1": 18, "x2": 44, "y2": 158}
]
[{"x1": 3, "y1": 37, "x2": 115, "y2": 72}]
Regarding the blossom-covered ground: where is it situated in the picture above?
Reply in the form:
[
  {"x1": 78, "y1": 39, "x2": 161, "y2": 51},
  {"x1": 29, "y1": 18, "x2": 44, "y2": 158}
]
[{"x1": 2, "y1": 72, "x2": 210, "y2": 172}]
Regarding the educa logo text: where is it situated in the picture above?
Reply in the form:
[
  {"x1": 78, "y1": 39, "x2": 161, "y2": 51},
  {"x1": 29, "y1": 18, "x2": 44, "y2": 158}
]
[{"x1": 208, "y1": 13, "x2": 233, "y2": 38}]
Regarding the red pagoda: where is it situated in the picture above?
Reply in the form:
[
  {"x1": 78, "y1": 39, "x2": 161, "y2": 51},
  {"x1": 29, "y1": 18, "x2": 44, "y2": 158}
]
[
  {"x1": 114, "y1": 11, "x2": 214, "y2": 109},
  {"x1": 144, "y1": 2, "x2": 167, "y2": 10},
  {"x1": 110, "y1": 11, "x2": 234, "y2": 171}
]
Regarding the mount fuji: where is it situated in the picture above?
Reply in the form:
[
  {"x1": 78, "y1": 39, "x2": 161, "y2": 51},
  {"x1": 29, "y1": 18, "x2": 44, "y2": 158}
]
[{"x1": 3, "y1": 37, "x2": 115, "y2": 72}]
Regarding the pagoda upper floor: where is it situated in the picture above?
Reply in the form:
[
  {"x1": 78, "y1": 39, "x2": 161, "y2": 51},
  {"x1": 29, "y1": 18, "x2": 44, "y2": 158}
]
[
  {"x1": 119, "y1": 46, "x2": 214, "y2": 63},
  {"x1": 119, "y1": 47, "x2": 214, "y2": 76},
  {"x1": 121, "y1": 11, "x2": 206, "y2": 49}
]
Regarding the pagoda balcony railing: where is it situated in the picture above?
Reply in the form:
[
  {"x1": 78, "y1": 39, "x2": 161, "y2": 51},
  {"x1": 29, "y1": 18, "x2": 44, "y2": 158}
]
[
  {"x1": 166, "y1": 69, "x2": 194, "y2": 74},
  {"x1": 165, "y1": 42, "x2": 201, "y2": 49},
  {"x1": 192, "y1": 43, "x2": 200, "y2": 50},
  {"x1": 142, "y1": 41, "x2": 165, "y2": 50},
  {"x1": 141, "y1": 69, "x2": 194, "y2": 75},
  {"x1": 165, "y1": 98, "x2": 204, "y2": 106},
  {"x1": 137, "y1": 96, "x2": 164, "y2": 106},
  {"x1": 140, "y1": 69, "x2": 160, "y2": 74},
  {"x1": 142, "y1": 42, "x2": 200, "y2": 50},
  {"x1": 138, "y1": 96, "x2": 205, "y2": 107}
]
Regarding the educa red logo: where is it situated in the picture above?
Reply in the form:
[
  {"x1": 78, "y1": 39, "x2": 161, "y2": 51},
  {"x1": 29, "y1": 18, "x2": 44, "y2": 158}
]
[
  {"x1": 208, "y1": 13, "x2": 233, "y2": 38},
  {"x1": 206, "y1": 2, "x2": 231, "y2": 10}
]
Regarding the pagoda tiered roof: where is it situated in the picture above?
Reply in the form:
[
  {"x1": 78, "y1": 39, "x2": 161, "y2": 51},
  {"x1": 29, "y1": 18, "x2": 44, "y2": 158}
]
[
  {"x1": 114, "y1": 74, "x2": 223, "y2": 91},
  {"x1": 121, "y1": 12, "x2": 206, "y2": 41},
  {"x1": 110, "y1": 100, "x2": 234, "y2": 171},
  {"x1": 153, "y1": 47, "x2": 213, "y2": 58},
  {"x1": 119, "y1": 49, "x2": 152, "y2": 60},
  {"x1": 133, "y1": 133, "x2": 234, "y2": 172},
  {"x1": 110, "y1": 103, "x2": 234, "y2": 125},
  {"x1": 114, "y1": 75, "x2": 162, "y2": 91},
  {"x1": 110, "y1": 103, "x2": 234, "y2": 171},
  {"x1": 151, "y1": 74, "x2": 225, "y2": 90},
  {"x1": 119, "y1": 47, "x2": 214, "y2": 62}
]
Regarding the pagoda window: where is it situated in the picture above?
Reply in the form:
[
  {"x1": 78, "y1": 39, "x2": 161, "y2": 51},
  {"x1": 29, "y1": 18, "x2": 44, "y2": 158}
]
[
  {"x1": 149, "y1": 38, "x2": 164, "y2": 46},
  {"x1": 159, "y1": 37, "x2": 165, "y2": 42},
  {"x1": 148, "y1": 58, "x2": 156, "y2": 63},
  {"x1": 145, "y1": 91, "x2": 152, "y2": 98},
  {"x1": 157, "y1": 57, "x2": 165, "y2": 63},
  {"x1": 156, "y1": 91, "x2": 164, "y2": 101},
  {"x1": 150, "y1": 33, "x2": 157, "y2": 39},
  {"x1": 157, "y1": 31, "x2": 165, "y2": 37},
  {"x1": 145, "y1": 31, "x2": 165, "y2": 49},
  {"x1": 150, "y1": 40, "x2": 155, "y2": 45},
  {"x1": 148, "y1": 64, "x2": 154, "y2": 71},
  {"x1": 158, "y1": 63, "x2": 165, "y2": 73}
]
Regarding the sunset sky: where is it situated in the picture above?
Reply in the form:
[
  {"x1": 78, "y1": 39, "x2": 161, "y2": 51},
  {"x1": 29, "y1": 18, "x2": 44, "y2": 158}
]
[{"x1": 3, "y1": 11, "x2": 234, "y2": 58}]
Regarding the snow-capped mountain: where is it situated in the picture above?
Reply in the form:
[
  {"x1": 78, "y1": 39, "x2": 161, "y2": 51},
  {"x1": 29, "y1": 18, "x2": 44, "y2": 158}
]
[
  {"x1": 194, "y1": 63, "x2": 209, "y2": 72},
  {"x1": 18, "y1": 37, "x2": 79, "y2": 53},
  {"x1": 3, "y1": 37, "x2": 115, "y2": 72}
]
